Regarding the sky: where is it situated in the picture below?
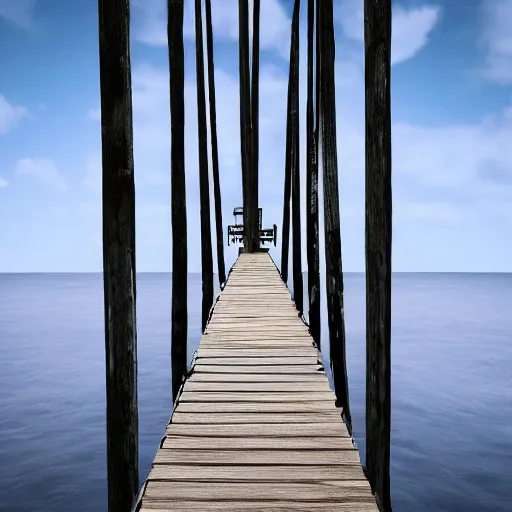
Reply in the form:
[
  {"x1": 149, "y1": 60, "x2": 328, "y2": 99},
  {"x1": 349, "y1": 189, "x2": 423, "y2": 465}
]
[{"x1": 0, "y1": 0, "x2": 510, "y2": 273}]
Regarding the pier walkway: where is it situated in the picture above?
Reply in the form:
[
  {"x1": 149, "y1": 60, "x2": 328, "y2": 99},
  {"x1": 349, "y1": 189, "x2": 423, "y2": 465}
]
[{"x1": 135, "y1": 252, "x2": 378, "y2": 511}]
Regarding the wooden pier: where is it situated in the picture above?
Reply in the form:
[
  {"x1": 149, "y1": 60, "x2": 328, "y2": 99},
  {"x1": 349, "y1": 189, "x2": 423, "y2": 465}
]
[{"x1": 135, "y1": 252, "x2": 378, "y2": 511}]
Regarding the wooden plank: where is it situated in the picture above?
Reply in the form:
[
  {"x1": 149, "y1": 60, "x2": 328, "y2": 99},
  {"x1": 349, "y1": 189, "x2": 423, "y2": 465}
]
[
  {"x1": 171, "y1": 412, "x2": 340, "y2": 423},
  {"x1": 140, "y1": 503, "x2": 379, "y2": 511},
  {"x1": 143, "y1": 481, "x2": 374, "y2": 501},
  {"x1": 196, "y1": 349, "x2": 318, "y2": 358},
  {"x1": 179, "y1": 392, "x2": 333, "y2": 402},
  {"x1": 162, "y1": 435, "x2": 354, "y2": 450},
  {"x1": 153, "y1": 448, "x2": 361, "y2": 465},
  {"x1": 199, "y1": 341, "x2": 314, "y2": 348},
  {"x1": 166, "y1": 423, "x2": 350, "y2": 437},
  {"x1": 187, "y1": 373, "x2": 329, "y2": 383},
  {"x1": 175, "y1": 401, "x2": 336, "y2": 413},
  {"x1": 194, "y1": 357, "x2": 318, "y2": 366},
  {"x1": 148, "y1": 464, "x2": 365, "y2": 481},
  {"x1": 183, "y1": 381, "x2": 327, "y2": 392},
  {"x1": 193, "y1": 365, "x2": 324, "y2": 374}
]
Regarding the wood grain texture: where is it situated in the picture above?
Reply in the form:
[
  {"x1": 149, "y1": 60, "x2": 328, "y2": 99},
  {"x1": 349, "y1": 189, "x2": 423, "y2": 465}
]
[
  {"x1": 306, "y1": 0, "x2": 321, "y2": 348},
  {"x1": 98, "y1": 0, "x2": 138, "y2": 509},
  {"x1": 162, "y1": 435, "x2": 355, "y2": 450},
  {"x1": 205, "y1": 0, "x2": 226, "y2": 286},
  {"x1": 194, "y1": 0, "x2": 214, "y2": 331},
  {"x1": 140, "y1": 503, "x2": 378, "y2": 511},
  {"x1": 168, "y1": 0, "x2": 188, "y2": 406},
  {"x1": 318, "y1": 0, "x2": 352, "y2": 435},
  {"x1": 364, "y1": 0, "x2": 392, "y2": 510},
  {"x1": 136, "y1": 252, "x2": 376, "y2": 510},
  {"x1": 289, "y1": 0, "x2": 304, "y2": 315}
]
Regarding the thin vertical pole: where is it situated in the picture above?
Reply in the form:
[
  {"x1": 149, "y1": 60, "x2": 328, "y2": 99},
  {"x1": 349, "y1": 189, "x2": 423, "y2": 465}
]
[
  {"x1": 364, "y1": 0, "x2": 392, "y2": 509},
  {"x1": 195, "y1": 0, "x2": 214, "y2": 331},
  {"x1": 98, "y1": 0, "x2": 138, "y2": 509},
  {"x1": 290, "y1": 0, "x2": 303, "y2": 315},
  {"x1": 306, "y1": 0, "x2": 320, "y2": 340},
  {"x1": 238, "y1": 0, "x2": 257, "y2": 252},
  {"x1": 251, "y1": 0, "x2": 261, "y2": 249},
  {"x1": 168, "y1": 0, "x2": 188, "y2": 403},
  {"x1": 205, "y1": 0, "x2": 226, "y2": 286},
  {"x1": 280, "y1": 80, "x2": 292, "y2": 283},
  {"x1": 318, "y1": 0, "x2": 352, "y2": 434}
]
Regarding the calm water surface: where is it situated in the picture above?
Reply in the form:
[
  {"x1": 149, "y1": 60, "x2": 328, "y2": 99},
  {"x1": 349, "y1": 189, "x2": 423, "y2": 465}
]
[{"x1": 0, "y1": 272, "x2": 511, "y2": 511}]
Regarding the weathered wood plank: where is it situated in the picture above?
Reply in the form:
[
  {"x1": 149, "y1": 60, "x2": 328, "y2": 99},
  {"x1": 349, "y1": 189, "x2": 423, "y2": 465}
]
[
  {"x1": 148, "y1": 464, "x2": 365, "y2": 481},
  {"x1": 193, "y1": 364, "x2": 324, "y2": 374},
  {"x1": 143, "y1": 481, "x2": 373, "y2": 501},
  {"x1": 171, "y1": 412, "x2": 340, "y2": 423},
  {"x1": 187, "y1": 373, "x2": 329, "y2": 383},
  {"x1": 166, "y1": 423, "x2": 350, "y2": 437},
  {"x1": 140, "y1": 502, "x2": 378, "y2": 511},
  {"x1": 153, "y1": 449, "x2": 361, "y2": 465},
  {"x1": 195, "y1": 356, "x2": 319, "y2": 366},
  {"x1": 162, "y1": 435, "x2": 354, "y2": 450},
  {"x1": 196, "y1": 349, "x2": 318, "y2": 358},
  {"x1": 178, "y1": 391, "x2": 333, "y2": 402},
  {"x1": 183, "y1": 381, "x2": 327, "y2": 392}
]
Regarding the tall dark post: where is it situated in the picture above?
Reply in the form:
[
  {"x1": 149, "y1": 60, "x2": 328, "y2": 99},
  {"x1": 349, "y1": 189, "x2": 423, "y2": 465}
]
[
  {"x1": 251, "y1": 0, "x2": 261, "y2": 246},
  {"x1": 306, "y1": 0, "x2": 320, "y2": 339},
  {"x1": 195, "y1": 0, "x2": 214, "y2": 331},
  {"x1": 289, "y1": 0, "x2": 303, "y2": 315},
  {"x1": 238, "y1": 0, "x2": 257, "y2": 252},
  {"x1": 364, "y1": 0, "x2": 392, "y2": 510},
  {"x1": 280, "y1": 83, "x2": 292, "y2": 283},
  {"x1": 168, "y1": 0, "x2": 188, "y2": 402},
  {"x1": 205, "y1": 0, "x2": 226, "y2": 286},
  {"x1": 318, "y1": 0, "x2": 352, "y2": 434},
  {"x1": 98, "y1": 0, "x2": 138, "y2": 509}
]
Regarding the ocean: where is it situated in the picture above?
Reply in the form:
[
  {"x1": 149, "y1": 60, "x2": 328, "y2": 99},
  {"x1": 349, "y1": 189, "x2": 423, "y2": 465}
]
[{"x1": 0, "y1": 272, "x2": 511, "y2": 511}]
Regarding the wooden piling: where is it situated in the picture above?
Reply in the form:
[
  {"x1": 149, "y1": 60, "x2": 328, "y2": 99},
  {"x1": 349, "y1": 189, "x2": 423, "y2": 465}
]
[
  {"x1": 205, "y1": 0, "x2": 226, "y2": 287},
  {"x1": 251, "y1": 0, "x2": 261, "y2": 249},
  {"x1": 97, "y1": 0, "x2": 138, "y2": 509},
  {"x1": 280, "y1": 83, "x2": 291, "y2": 283},
  {"x1": 238, "y1": 0, "x2": 258, "y2": 252},
  {"x1": 318, "y1": 0, "x2": 352, "y2": 434},
  {"x1": 306, "y1": 0, "x2": 320, "y2": 345},
  {"x1": 194, "y1": 0, "x2": 214, "y2": 331},
  {"x1": 364, "y1": 0, "x2": 392, "y2": 509},
  {"x1": 289, "y1": 0, "x2": 303, "y2": 315},
  {"x1": 168, "y1": 0, "x2": 188, "y2": 403}
]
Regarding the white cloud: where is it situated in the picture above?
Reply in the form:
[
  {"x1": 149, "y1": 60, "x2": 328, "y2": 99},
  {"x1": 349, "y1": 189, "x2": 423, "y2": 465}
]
[
  {"x1": 15, "y1": 157, "x2": 67, "y2": 191},
  {"x1": 392, "y1": 6, "x2": 439, "y2": 64},
  {"x1": 0, "y1": 94, "x2": 29, "y2": 134},
  {"x1": 0, "y1": 177, "x2": 8, "y2": 188},
  {"x1": 335, "y1": 1, "x2": 439, "y2": 64},
  {"x1": 480, "y1": 0, "x2": 512, "y2": 84},
  {"x1": 0, "y1": 0, "x2": 37, "y2": 29},
  {"x1": 132, "y1": 0, "x2": 291, "y2": 57}
]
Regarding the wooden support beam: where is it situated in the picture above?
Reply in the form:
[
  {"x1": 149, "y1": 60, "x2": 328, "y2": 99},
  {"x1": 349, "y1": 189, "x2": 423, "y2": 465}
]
[
  {"x1": 306, "y1": 0, "x2": 320, "y2": 345},
  {"x1": 251, "y1": 0, "x2": 261, "y2": 252},
  {"x1": 364, "y1": 0, "x2": 392, "y2": 510},
  {"x1": 318, "y1": 0, "x2": 352, "y2": 434},
  {"x1": 238, "y1": 0, "x2": 258, "y2": 252},
  {"x1": 168, "y1": 0, "x2": 188, "y2": 403},
  {"x1": 195, "y1": 0, "x2": 214, "y2": 331},
  {"x1": 205, "y1": 0, "x2": 227, "y2": 287},
  {"x1": 98, "y1": 0, "x2": 138, "y2": 509},
  {"x1": 290, "y1": 0, "x2": 303, "y2": 315}
]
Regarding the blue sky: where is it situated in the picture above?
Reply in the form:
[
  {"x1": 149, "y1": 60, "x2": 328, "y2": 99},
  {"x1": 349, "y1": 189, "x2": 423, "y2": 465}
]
[{"x1": 0, "y1": 0, "x2": 510, "y2": 272}]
